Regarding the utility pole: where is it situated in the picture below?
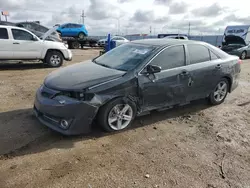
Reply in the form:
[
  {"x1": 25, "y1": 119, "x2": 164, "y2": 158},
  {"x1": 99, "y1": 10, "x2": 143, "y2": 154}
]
[
  {"x1": 81, "y1": 10, "x2": 86, "y2": 24},
  {"x1": 150, "y1": 26, "x2": 152, "y2": 36},
  {"x1": 188, "y1": 22, "x2": 191, "y2": 37}
]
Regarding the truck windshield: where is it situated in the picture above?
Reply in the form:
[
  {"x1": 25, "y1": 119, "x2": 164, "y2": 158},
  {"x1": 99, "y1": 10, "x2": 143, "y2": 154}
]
[{"x1": 94, "y1": 43, "x2": 155, "y2": 71}]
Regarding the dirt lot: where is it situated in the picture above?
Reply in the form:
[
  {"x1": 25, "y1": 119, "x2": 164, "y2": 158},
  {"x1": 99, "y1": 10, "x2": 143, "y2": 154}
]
[{"x1": 0, "y1": 49, "x2": 250, "y2": 188}]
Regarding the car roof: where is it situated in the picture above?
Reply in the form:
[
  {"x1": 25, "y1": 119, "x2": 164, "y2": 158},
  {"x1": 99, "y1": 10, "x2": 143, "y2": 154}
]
[
  {"x1": 0, "y1": 21, "x2": 17, "y2": 26},
  {"x1": 0, "y1": 25, "x2": 34, "y2": 32},
  {"x1": 131, "y1": 38, "x2": 201, "y2": 47}
]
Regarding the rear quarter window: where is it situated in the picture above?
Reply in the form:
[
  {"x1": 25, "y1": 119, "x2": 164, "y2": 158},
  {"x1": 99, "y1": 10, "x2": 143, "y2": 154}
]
[
  {"x1": 0, "y1": 28, "x2": 9, "y2": 39},
  {"x1": 210, "y1": 50, "x2": 219, "y2": 60},
  {"x1": 188, "y1": 44, "x2": 210, "y2": 64}
]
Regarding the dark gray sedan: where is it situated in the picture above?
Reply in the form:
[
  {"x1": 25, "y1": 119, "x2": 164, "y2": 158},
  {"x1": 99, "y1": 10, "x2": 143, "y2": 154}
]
[
  {"x1": 34, "y1": 39, "x2": 241, "y2": 135},
  {"x1": 221, "y1": 35, "x2": 250, "y2": 60}
]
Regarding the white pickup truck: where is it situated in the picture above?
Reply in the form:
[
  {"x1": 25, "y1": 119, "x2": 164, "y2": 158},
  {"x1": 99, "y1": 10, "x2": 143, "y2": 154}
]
[{"x1": 0, "y1": 25, "x2": 72, "y2": 67}]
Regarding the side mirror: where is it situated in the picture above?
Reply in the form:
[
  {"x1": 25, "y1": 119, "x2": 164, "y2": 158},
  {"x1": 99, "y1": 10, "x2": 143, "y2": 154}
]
[{"x1": 145, "y1": 65, "x2": 161, "y2": 74}]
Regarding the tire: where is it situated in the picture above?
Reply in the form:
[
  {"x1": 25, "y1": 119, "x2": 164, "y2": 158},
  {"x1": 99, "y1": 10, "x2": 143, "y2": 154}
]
[
  {"x1": 97, "y1": 98, "x2": 137, "y2": 132},
  {"x1": 71, "y1": 41, "x2": 80, "y2": 49},
  {"x1": 45, "y1": 51, "x2": 63, "y2": 67},
  {"x1": 209, "y1": 78, "x2": 229, "y2": 105},
  {"x1": 240, "y1": 51, "x2": 247, "y2": 60},
  {"x1": 78, "y1": 32, "x2": 85, "y2": 39}
]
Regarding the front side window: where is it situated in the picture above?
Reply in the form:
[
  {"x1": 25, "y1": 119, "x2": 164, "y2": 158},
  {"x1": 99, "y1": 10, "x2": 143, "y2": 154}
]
[
  {"x1": 12, "y1": 29, "x2": 33, "y2": 40},
  {"x1": 188, "y1": 44, "x2": 210, "y2": 64},
  {"x1": 150, "y1": 45, "x2": 186, "y2": 70},
  {"x1": 62, "y1": 24, "x2": 69, "y2": 28},
  {"x1": 0, "y1": 28, "x2": 9, "y2": 39},
  {"x1": 94, "y1": 43, "x2": 156, "y2": 71}
]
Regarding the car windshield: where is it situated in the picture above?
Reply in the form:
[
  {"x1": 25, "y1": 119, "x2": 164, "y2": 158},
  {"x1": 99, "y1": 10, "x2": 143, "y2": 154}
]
[{"x1": 94, "y1": 43, "x2": 156, "y2": 71}]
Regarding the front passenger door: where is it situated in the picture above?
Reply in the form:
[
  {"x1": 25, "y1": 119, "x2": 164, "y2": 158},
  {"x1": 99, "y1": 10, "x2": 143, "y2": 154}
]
[
  {"x1": 11, "y1": 29, "x2": 42, "y2": 59},
  {"x1": 138, "y1": 45, "x2": 191, "y2": 111}
]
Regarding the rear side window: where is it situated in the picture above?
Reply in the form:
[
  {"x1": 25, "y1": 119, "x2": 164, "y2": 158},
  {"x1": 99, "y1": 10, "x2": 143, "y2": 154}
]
[
  {"x1": 150, "y1": 45, "x2": 186, "y2": 70},
  {"x1": 188, "y1": 44, "x2": 210, "y2": 64},
  {"x1": 12, "y1": 29, "x2": 33, "y2": 40},
  {"x1": 0, "y1": 28, "x2": 8, "y2": 39},
  {"x1": 210, "y1": 50, "x2": 219, "y2": 60}
]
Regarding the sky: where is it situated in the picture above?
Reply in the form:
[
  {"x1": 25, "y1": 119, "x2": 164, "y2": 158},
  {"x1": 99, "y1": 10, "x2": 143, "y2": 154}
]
[{"x1": 0, "y1": 0, "x2": 250, "y2": 36}]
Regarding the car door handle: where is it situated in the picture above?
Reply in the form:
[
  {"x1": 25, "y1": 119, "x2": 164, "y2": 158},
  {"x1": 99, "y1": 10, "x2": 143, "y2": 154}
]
[
  {"x1": 13, "y1": 42, "x2": 20, "y2": 44},
  {"x1": 215, "y1": 64, "x2": 222, "y2": 69},
  {"x1": 180, "y1": 70, "x2": 189, "y2": 76}
]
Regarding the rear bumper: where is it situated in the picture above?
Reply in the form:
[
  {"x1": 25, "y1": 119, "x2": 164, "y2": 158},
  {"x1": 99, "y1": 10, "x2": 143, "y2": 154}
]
[{"x1": 34, "y1": 86, "x2": 98, "y2": 135}]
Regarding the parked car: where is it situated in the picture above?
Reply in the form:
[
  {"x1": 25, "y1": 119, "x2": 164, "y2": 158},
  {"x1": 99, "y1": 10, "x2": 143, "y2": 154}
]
[
  {"x1": 221, "y1": 35, "x2": 250, "y2": 59},
  {"x1": 0, "y1": 21, "x2": 17, "y2": 26},
  {"x1": 0, "y1": 21, "x2": 62, "y2": 42},
  {"x1": 34, "y1": 39, "x2": 241, "y2": 135},
  {"x1": 164, "y1": 35, "x2": 189, "y2": 40},
  {"x1": 98, "y1": 36, "x2": 129, "y2": 47},
  {"x1": 0, "y1": 25, "x2": 72, "y2": 67},
  {"x1": 57, "y1": 23, "x2": 88, "y2": 39},
  {"x1": 16, "y1": 21, "x2": 62, "y2": 42},
  {"x1": 158, "y1": 33, "x2": 188, "y2": 39}
]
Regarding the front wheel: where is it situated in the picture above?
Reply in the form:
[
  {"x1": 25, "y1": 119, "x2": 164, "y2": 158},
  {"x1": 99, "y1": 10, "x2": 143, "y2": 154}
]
[
  {"x1": 240, "y1": 51, "x2": 247, "y2": 60},
  {"x1": 98, "y1": 98, "x2": 137, "y2": 132},
  {"x1": 209, "y1": 79, "x2": 229, "y2": 105},
  {"x1": 45, "y1": 51, "x2": 63, "y2": 67}
]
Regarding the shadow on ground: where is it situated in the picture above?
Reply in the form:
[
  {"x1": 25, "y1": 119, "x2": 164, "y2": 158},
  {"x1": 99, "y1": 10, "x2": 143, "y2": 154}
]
[
  {"x1": 0, "y1": 99, "x2": 211, "y2": 159},
  {"x1": 0, "y1": 62, "x2": 50, "y2": 70}
]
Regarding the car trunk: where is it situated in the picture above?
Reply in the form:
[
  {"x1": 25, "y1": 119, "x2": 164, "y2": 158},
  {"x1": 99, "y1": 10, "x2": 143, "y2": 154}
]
[{"x1": 222, "y1": 35, "x2": 246, "y2": 52}]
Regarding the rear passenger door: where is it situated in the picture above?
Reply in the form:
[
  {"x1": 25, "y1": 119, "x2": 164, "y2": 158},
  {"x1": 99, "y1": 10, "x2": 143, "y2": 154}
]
[
  {"x1": 0, "y1": 27, "x2": 13, "y2": 59},
  {"x1": 138, "y1": 45, "x2": 191, "y2": 110},
  {"x1": 185, "y1": 44, "x2": 222, "y2": 100}
]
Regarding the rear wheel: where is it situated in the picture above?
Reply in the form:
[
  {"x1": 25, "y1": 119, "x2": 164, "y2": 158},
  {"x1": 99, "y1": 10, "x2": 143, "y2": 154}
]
[
  {"x1": 45, "y1": 51, "x2": 63, "y2": 67},
  {"x1": 98, "y1": 98, "x2": 137, "y2": 132},
  {"x1": 78, "y1": 32, "x2": 85, "y2": 39},
  {"x1": 240, "y1": 51, "x2": 247, "y2": 60},
  {"x1": 209, "y1": 79, "x2": 229, "y2": 105},
  {"x1": 71, "y1": 41, "x2": 80, "y2": 49}
]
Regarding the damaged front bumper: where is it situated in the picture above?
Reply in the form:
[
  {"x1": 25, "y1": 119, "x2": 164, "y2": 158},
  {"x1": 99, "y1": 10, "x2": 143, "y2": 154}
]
[{"x1": 34, "y1": 85, "x2": 98, "y2": 135}]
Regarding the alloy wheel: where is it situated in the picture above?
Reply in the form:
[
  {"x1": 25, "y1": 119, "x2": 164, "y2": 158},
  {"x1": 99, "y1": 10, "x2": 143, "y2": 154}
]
[
  {"x1": 241, "y1": 51, "x2": 246, "y2": 60},
  {"x1": 50, "y1": 55, "x2": 61, "y2": 66},
  {"x1": 108, "y1": 104, "x2": 133, "y2": 130},
  {"x1": 213, "y1": 81, "x2": 228, "y2": 102}
]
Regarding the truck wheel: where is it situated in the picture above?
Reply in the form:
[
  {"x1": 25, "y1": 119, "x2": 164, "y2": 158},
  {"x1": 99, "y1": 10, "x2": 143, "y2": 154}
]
[
  {"x1": 78, "y1": 32, "x2": 85, "y2": 39},
  {"x1": 71, "y1": 41, "x2": 80, "y2": 49},
  {"x1": 240, "y1": 51, "x2": 247, "y2": 60},
  {"x1": 45, "y1": 51, "x2": 63, "y2": 67},
  {"x1": 97, "y1": 98, "x2": 137, "y2": 132}
]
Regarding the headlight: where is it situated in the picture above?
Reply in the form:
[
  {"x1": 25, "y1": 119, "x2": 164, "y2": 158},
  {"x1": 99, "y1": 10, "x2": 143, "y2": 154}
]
[{"x1": 53, "y1": 91, "x2": 94, "y2": 101}]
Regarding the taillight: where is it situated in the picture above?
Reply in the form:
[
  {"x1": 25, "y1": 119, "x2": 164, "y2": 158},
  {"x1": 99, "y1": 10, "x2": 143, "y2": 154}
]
[{"x1": 238, "y1": 59, "x2": 242, "y2": 64}]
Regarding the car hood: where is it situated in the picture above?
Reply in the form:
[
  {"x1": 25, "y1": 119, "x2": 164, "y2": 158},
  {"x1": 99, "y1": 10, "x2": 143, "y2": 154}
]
[
  {"x1": 44, "y1": 60, "x2": 125, "y2": 91},
  {"x1": 224, "y1": 35, "x2": 246, "y2": 45},
  {"x1": 41, "y1": 25, "x2": 59, "y2": 40}
]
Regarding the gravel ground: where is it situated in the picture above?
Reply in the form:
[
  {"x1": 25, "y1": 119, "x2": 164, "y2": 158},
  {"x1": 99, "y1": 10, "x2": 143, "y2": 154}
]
[{"x1": 0, "y1": 49, "x2": 250, "y2": 188}]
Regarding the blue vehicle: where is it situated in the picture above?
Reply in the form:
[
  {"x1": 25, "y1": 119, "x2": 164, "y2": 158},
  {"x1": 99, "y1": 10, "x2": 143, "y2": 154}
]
[{"x1": 57, "y1": 23, "x2": 88, "y2": 39}]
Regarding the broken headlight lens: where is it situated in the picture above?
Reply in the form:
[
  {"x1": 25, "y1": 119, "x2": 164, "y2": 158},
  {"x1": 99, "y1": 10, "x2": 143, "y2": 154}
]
[{"x1": 55, "y1": 91, "x2": 94, "y2": 101}]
